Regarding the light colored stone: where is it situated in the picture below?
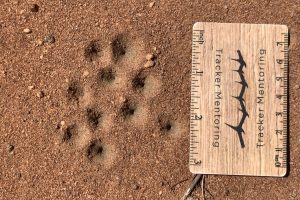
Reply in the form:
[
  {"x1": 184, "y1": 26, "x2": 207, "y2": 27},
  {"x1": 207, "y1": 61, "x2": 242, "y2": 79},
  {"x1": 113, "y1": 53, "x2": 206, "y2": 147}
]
[
  {"x1": 132, "y1": 184, "x2": 139, "y2": 190},
  {"x1": 23, "y1": 28, "x2": 32, "y2": 34},
  {"x1": 146, "y1": 53, "x2": 154, "y2": 60},
  {"x1": 28, "y1": 85, "x2": 34, "y2": 90},
  {"x1": 37, "y1": 91, "x2": 45, "y2": 98},
  {"x1": 153, "y1": 47, "x2": 161, "y2": 54},
  {"x1": 144, "y1": 60, "x2": 155, "y2": 68},
  {"x1": 149, "y1": 2, "x2": 155, "y2": 8},
  {"x1": 1, "y1": 70, "x2": 7, "y2": 77},
  {"x1": 119, "y1": 96, "x2": 126, "y2": 103},
  {"x1": 36, "y1": 40, "x2": 44, "y2": 46},
  {"x1": 83, "y1": 70, "x2": 89, "y2": 77}
]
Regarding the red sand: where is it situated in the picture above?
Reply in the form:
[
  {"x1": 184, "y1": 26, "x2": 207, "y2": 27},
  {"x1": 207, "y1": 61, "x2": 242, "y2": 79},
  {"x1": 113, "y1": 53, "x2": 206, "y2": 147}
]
[{"x1": 0, "y1": 1, "x2": 299, "y2": 199}]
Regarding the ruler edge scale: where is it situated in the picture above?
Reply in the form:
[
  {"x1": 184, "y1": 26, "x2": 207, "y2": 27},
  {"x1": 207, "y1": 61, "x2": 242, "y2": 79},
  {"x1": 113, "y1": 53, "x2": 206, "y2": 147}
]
[{"x1": 189, "y1": 22, "x2": 289, "y2": 177}]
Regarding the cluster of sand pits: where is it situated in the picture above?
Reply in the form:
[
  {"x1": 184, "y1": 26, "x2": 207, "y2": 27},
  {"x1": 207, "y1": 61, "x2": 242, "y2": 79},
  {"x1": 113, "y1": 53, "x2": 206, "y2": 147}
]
[{"x1": 59, "y1": 32, "x2": 166, "y2": 171}]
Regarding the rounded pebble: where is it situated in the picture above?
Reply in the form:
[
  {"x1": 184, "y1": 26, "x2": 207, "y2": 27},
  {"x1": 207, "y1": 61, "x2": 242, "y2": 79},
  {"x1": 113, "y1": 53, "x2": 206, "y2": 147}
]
[
  {"x1": 146, "y1": 53, "x2": 154, "y2": 60},
  {"x1": 28, "y1": 85, "x2": 34, "y2": 90},
  {"x1": 36, "y1": 40, "x2": 44, "y2": 46},
  {"x1": 44, "y1": 35, "x2": 55, "y2": 44},
  {"x1": 7, "y1": 144, "x2": 14, "y2": 153},
  {"x1": 83, "y1": 70, "x2": 89, "y2": 77},
  {"x1": 149, "y1": 2, "x2": 155, "y2": 8},
  {"x1": 23, "y1": 28, "x2": 32, "y2": 34},
  {"x1": 37, "y1": 91, "x2": 45, "y2": 98},
  {"x1": 153, "y1": 47, "x2": 161, "y2": 54},
  {"x1": 144, "y1": 60, "x2": 155, "y2": 68},
  {"x1": 132, "y1": 184, "x2": 139, "y2": 190}
]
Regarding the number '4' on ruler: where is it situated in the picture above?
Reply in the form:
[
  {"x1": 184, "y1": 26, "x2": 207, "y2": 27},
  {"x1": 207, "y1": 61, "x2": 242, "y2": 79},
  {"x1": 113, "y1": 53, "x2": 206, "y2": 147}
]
[{"x1": 190, "y1": 22, "x2": 288, "y2": 177}]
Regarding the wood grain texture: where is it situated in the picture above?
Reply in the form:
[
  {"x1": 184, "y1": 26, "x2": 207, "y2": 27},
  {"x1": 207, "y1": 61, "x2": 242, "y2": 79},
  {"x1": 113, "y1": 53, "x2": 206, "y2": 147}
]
[{"x1": 190, "y1": 22, "x2": 288, "y2": 177}]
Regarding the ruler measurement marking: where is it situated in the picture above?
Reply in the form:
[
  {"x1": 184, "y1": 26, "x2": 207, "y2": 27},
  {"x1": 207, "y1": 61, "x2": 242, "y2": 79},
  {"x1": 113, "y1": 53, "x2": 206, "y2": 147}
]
[
  {"x1": 274, "y1": 31, "x2": 288, "y2": 170},
  {"x1": 189, "y1": 28, "x2": 203, "y2": 169}
]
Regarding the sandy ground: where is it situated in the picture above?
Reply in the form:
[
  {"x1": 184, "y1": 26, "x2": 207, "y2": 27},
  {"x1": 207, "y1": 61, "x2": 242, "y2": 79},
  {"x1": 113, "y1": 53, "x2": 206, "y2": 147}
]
[{"x1": 0, "y1": 0, "x2": 299, "y2": 199}]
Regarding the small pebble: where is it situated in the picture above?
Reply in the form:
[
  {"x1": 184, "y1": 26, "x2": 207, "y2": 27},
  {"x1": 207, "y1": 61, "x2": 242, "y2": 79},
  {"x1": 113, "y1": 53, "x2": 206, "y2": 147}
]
[
  {"x1": 158, "y1": 191, "x2": 162, "y2": 195},
  {"x1": 8, "y1": 144, "x2": 14, "y2": 152},
  {"x1": 28, "y1": 85, "x2": 34, "y2": 90},
  {"x1": 56, "y1": 123, "x2": 61, "y2": 130},
  {"x1": 144, "y1": 60, "x2": 155, "y2": 68},
  {"x1": 30, "y1": 4, "x2": 39, "y2": 12},
  {"x1": 146, "y1": 53, "x2": 154, "y2": 60},
  {"x1": 44, "y1": 35, "x2": 55, "y2": 44},
  {"x1": 119, "y1": 96, "x2": 126, "y2": 103},
  {"x1": 295, "y1": 85, "x2": 300, "y2": 90},
  {"x1": 56, "y1": 121, "x2": 65, "y2": 130},
  {"x1": 36, "y1": 40, "x2": 44, "y2": 46},
  {"x1": 153, "y1": 47, "x2": 161, "y2": 54},
  {"x1": 132, "y1": 184, "x2": 139, "y2": 190},
  {"x1": 1, "y1": 70, "x2": 7, "y2": 77},
  {"x1": 37, "y1": 91, "x2": 45, "y2": 98},
  {"x1": 149, "y1": 2, "x2": 155, "y2": 8},
  {"x1": 83, "y1": 70, "x2": 89, "y2": 77},
  {"x1": 15, "y1": 172, "x2": 22, "y2": 179},
  {"x1": 23, "y1": 28, "x2": 32, "y2": 34}
]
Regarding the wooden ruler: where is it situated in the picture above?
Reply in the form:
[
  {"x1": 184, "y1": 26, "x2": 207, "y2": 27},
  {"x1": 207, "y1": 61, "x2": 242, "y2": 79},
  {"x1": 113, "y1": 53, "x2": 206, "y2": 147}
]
[{"x1": 190, "y1": 22, "x2": 288, "y2": 176}]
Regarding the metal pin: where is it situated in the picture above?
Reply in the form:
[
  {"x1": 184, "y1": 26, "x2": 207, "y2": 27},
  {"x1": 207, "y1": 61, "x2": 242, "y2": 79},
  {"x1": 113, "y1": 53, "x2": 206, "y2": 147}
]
[{"x1": 181, "y1": 174, "x2": 203, "y2": 200}]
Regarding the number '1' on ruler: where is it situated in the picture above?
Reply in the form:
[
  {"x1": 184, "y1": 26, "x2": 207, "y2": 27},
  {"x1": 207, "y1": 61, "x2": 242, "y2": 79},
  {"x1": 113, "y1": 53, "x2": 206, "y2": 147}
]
[{"x1": 190, "y1": 22, "x2": 288, "y2": 176}]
